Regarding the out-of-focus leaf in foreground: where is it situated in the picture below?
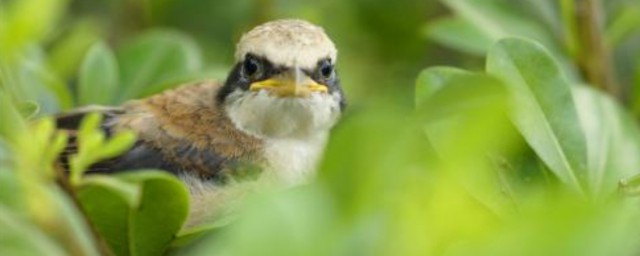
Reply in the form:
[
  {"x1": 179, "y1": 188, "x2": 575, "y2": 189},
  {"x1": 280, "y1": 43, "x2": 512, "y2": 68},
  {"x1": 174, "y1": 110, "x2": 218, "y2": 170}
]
[
  {"x1": 487, "y1": 38, "x2": 588, "y2": 195},
  {"x1": 0, "y1": 0, "x2": 67, "y2": 57},
  {"x1": 69, "y1": 112, "x2": 136, "y2": 185},
  {"x1": 573, "y1": 85, "x2": 640, "y2": 197},
  {"x1": 77, "y1": 171, "x2": 190, "y2": 256},
  {"x1": 0, "y1": 205, "x2": 66, "y2": 256},
  {"x1": 424, "y1": 17, "x2": 493, "y2": 55},
  {"x1": 415, "y1": 66, "x2": 519, "y2": 216},
  {"x1": 0, "y1": 93, "x2": 100, "y2": 255},
  {"x1": 433, "y1": 0, "x2": 556, "y2": 55}
]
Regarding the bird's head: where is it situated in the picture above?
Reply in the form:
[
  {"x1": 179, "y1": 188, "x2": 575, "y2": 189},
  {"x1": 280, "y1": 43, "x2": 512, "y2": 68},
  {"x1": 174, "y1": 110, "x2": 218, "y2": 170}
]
[{"x1": 218, "y1": 19, "x2": 345, "y2": 139}]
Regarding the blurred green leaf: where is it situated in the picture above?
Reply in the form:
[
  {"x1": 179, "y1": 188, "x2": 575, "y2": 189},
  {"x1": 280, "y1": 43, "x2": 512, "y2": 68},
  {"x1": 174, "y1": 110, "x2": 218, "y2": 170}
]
[
  {"x1": 487, "y1": 38, "x2": 588, "y2": 195},
  {"x1": 560, "y1": 0, "x2": 580, "y2": 58},
  {"x1": 81, "y1": 176, "x2": 141, "y2": 207},
  {"x1": 0, "y1": 91, "x2": 27, "y2": 140},
  {"x1": 79, "y1": 42, "x2": 120, "y2": 106},
  {"x1": 606, "y1": 5, "x2": 640, "y2": 48},
  {"x1": 619, "y1": 173, "x2": 640, "y2": 196},
  {"x1": 2, "y1": 46, "x2": 73, "y2": 112},
  {"x1": 415, "y1": 66, "x2": 470, "y2": 109},
  {"x1": 320, "y1": 105, "x2": 434, "y2": 214},
  {"x1": 0, "y1": 0, "x2": 68, "y2": 57},
  {"x1": 70, "y1": 113, "x2": 105, "y2": 184},
  {"x1": 634, "y1": 65, "x2": 640, "y2": 116},
  {"x1": 98, "y1": 131, "x2": 136, "y2": 160},
  {"x1": 46, "y1": 186, "x2": 102, "y2": 256},
  {"x1": 116, "y1": 30, "x2": 203, "y2": 101},
  {"x1": 440, "y1": 0, "x2": 557, "y2": 55},
  {"x1": 0, "y1": 205, "x2": 66, "y2": 256},
  {"x1": 573, "y1": 85, "x2": 640, "y2": 197},
  {"x1": 521, "y1": 0, "x2": 561, "y2": 35},
  {"x1": 48, "y1": 19, "x2": 102, "y2": 80},
  {"x1": 77, "y1": 176, "x2": 138, "y2": 256},
  {"x1": 425, "y1": 17, "x2": 494, "y2": 55},
  {"x1": 70, "y1": 112, "x2": 135, "y2": 185},
  {"x1": 415, "y1": 68, "x2": 510, "y2": 156},
  {"x1": 77, "y1": 171, "x2": 190, "y2": 256},
  {"x1": 170, "y1": 216, "x2": 233, "y2": 251},
  {"x1": 189, "y1": 186, "x2": 344, "y2": 256},
  {"x1": 415, "y1": 68, "x2": 515, "y2": 216},
  {"x1": 16, "y1": 101, "x2": 40, "y2": 119},
  {"x1": 0, "y1": 167, "x2": 23, "y2": 216}
]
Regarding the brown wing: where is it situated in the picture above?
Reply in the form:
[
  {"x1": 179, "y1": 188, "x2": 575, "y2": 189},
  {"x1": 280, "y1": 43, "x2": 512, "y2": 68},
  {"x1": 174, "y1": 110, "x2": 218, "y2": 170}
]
[
  {"x1": 55, "y1": 105, "x2": 144, "y2": 174},
  {"x1": 56, "y1": 81, "x2": 264, "y2": 182}
]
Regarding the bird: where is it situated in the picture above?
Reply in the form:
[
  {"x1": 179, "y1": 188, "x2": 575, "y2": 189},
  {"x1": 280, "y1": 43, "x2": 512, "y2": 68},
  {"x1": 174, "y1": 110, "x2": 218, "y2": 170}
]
[{"x1": 55, "y1": 19, "x2": 346, "y2": 226}]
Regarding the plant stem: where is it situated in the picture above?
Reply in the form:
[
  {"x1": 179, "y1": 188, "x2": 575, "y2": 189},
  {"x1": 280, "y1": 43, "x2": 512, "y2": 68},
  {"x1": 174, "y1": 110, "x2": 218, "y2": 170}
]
[
  {"x1": 575, "y1": 0, "x2": 621, "y2": 101},
  {"x1": 54, "y1": 164, "x2": 114, "y2": 256}
]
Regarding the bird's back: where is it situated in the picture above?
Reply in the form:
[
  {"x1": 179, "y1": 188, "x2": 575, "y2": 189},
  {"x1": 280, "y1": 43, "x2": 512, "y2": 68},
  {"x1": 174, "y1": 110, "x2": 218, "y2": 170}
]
[{"x1": 56, "y1": 81, "x2": 264, "y2": 182}]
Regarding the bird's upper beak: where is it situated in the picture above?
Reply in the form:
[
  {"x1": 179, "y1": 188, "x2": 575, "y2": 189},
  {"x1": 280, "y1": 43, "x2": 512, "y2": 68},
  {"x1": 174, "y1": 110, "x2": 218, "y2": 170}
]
[{"x1": 249, "y1": 69, "x2": 327, "y2": 97}]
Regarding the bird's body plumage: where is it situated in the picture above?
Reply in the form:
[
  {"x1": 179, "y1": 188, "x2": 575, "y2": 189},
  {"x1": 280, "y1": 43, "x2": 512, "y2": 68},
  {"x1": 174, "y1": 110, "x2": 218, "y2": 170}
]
[
  {"x1": 58, "y1": 82, "x2": 263, "y2": 181},
  {"x1": 56, "y1": 19, "x2": 345, "y2": 226}
]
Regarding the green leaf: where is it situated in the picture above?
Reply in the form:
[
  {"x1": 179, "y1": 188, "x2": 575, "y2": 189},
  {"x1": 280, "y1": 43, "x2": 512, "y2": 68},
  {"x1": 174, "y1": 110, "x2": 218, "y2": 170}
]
[
  {"x1": 16, "y1": 101, "x2": 40, "y2": 119},
  {"x1": 98, "y1": 131, "x2": 136, "y2": 160},
  {"x1": 81, "y1": 176, "x2": 141, "y2": 206},
  {"x1": 573, "y1": 85, "x2": 640, "y2": 197},
  {"x1": 77, "y1": 177, "x2": 131, "y2": 256},
  {"x1": 424, "y1": 17, "x2": 494, "y2": 55},
  {"x1": 171, "y1": 216, "x2": 234, "y2": 249},
  {"x1": 116, "y1": 30, "x2": 203, "y2": 101},
  {"x1": 605, "y1": 6, "x2": 640, "y2": 47},
  {"x1": 0, "y1": 205, "x2": 66, "y2": 256},
  {"x1": 0, "y1": 167, "x2": 22, "y2": 209},
  {"x1": 487, "y1": 38, "x2": 588, "y2": 195},
  {"x1": 442, "y1": 0, "x2": 507, "y2": 40},
  {"x1": 77, "y1": 171, "x2": 190, "y2": 256},
  {"x1": 78, "y1": 112, "x2": 103, "y2": 142},
  {"x1": 79, "y1": 41, "x2": 120, "y2": 105},
  {"x1": 46, "y1": 186, "x2": 102, "y2": 256},
  {"x1": 4, "y1": 46, "x2": 73, "y2": 112},
  {"x1": 70, "y1": 112, "x2": 104, "y2": 183},
  {"x1": 415, "y1": 68, "x2": 513, "y2": 216},
  {"x1": 521, "y1": 0, "x2": 561, "y2": 34},
  {"x1": 48, "y1": 19, "x2": 102, "y2": 80},
  {"x1": 0, "y1": 0, "x2": 67, "y2": 57},
  {"x1": 0, "y1": 92, "x2": 27, "y2": 141},
  {"x1": 415, "y1": 67, "x2": 507, "y2": 124},
  {"x1": 440, "y1": 0, "x2": 557, "y2": 55},
  {"x1": 415, "y1": 66, "x2": 471, "y2": 108}
]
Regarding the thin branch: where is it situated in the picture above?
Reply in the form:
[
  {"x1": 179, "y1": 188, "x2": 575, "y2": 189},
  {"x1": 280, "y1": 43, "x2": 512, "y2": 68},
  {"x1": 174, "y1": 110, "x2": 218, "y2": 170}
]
[
  {"x1": 54, "y1": 164, "x2": 115, "y2": 256},
  {"x1": 575, "y1": 0, "x2": 621, "y2": 101}
]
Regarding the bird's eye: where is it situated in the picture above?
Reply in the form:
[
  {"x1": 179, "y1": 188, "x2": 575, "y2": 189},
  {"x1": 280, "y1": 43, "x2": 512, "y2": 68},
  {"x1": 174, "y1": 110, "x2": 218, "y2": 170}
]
[
  {"x1": 243, "y1": 57, "x2": 261, "y2": 77},
  {"x1": 319, "y1": 60, "x2": 334, "y2": 79}
]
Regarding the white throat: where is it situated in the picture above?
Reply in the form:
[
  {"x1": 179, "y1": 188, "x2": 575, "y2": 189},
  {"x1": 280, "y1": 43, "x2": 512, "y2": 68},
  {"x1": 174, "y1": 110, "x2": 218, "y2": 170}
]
[
  {"x1": 224, "y1": 89, "x2": 341, "y2": 139},
  {"x1": 224, "y1": 89, "x2": 341, "y2": 184}
]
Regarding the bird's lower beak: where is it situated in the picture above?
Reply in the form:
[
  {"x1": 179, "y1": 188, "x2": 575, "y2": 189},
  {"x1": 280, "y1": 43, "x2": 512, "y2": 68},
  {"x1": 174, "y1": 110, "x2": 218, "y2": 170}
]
[{"x1": 249, "y1": 76, "x2": 328, "y2": 97}]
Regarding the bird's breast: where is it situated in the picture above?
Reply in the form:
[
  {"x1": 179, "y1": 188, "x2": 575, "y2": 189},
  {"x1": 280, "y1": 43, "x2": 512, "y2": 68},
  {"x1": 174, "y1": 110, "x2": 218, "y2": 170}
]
[{"x1": 259, "y1": 132, "x2": 328, "y2": 186}]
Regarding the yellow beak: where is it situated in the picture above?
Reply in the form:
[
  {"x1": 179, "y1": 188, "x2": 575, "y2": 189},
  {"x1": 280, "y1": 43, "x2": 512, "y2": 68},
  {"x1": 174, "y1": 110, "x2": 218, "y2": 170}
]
[{"x1": 249, "y1": 76, "x2": 328, "y2": 97}]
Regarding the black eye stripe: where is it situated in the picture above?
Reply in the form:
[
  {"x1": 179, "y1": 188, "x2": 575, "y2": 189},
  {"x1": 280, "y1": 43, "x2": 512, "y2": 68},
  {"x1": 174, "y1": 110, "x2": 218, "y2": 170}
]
[{"x1": 218, "y1": 55, "x2": 344, "y2": 106}]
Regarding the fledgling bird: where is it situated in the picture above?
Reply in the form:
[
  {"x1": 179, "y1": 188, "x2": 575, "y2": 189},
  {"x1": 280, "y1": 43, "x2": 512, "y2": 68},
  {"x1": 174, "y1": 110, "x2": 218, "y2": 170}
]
[{"x1": 56, "y1": 19, "x2": 346, "y2": 226}]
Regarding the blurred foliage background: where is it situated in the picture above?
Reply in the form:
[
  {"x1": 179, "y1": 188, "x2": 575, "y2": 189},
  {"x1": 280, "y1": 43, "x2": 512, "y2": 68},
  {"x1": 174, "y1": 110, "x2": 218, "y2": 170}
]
[{"x1": 3, "y1": 0, "x2": 640, "y2": 255}]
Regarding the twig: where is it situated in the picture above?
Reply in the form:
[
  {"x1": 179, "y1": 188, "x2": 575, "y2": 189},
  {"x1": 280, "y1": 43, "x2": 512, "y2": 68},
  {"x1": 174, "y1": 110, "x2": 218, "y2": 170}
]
[
  {"x1": 575, "y1": 0, "x2": 621, "y2": 101},
  {"x1": 54, "y1": 164, "x2": 115, "y2": 256}
]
